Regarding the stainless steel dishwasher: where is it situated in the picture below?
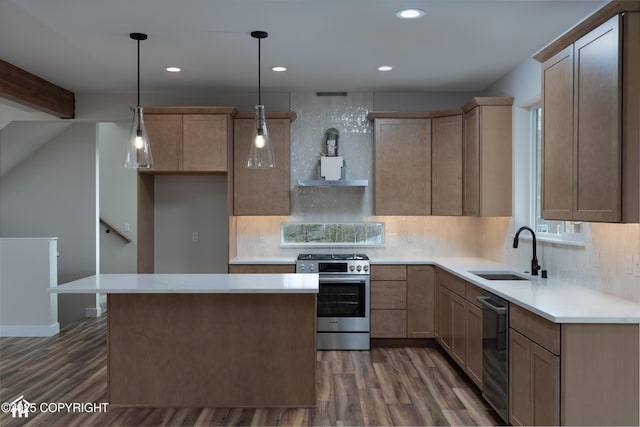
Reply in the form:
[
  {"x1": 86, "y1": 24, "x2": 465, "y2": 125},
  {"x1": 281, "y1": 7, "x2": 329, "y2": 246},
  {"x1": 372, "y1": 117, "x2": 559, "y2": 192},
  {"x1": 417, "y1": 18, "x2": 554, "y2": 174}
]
[{"x1": 477, "y1": 291, "x2": 509, "y2": 424}]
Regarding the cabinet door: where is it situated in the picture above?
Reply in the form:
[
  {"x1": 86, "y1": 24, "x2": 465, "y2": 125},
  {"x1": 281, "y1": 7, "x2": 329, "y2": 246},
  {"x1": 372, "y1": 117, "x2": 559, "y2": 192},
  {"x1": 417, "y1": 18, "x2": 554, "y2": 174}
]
[
  {"x1": 463, "y1": 108, "x2": 479, "y2": 216},
  {"x1": 542, "y1": 45, "x2": 574, "y2": 220},
  {"x1": 530, "y1": 341, "x2": 559, "y2": 426},
  {"x1": 371, "y1": 309, "x2": 407, "y2": 338},
  {"x1": 432, "y1": 115, "x2": 463, "y2": 215},
  {"x1": 183, "y1": 114, "x2": 227, "y2": 172},
  {"x1": 573, "y1": 16, "x2": 621, "y2": 222},
  {"x1": 451, "y1": 292, "x2": 467, "y2": 367},
  {"x1": 233, "y1": 118, "x2": 290, "y2": 215},
  {"x1": 509, "y1": 328, "x2": 532, "y2": 427},
  {"x1": 144, "y1": 114, "x2": 182, "y2": 172},
  {"x1": 465, "y1": 302, "x2": 482, "y2": 388},
  {"x1": 371, "y1": 281, "x2": 406, "y2": 309},
  {"x1": 407, "y1": 265, "x2": 435, "y2": 338},
  {"x1": 374, "y1": 119, "x2": 431, "y2": 215},
  {"x1": 439, "y1": 287, "x2": 453, "y2": 352}
]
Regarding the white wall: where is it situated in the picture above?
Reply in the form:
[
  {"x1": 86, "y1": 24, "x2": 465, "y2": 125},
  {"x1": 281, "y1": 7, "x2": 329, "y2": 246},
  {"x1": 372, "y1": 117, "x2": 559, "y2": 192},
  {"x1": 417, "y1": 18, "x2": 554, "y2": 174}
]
[
  {"x1": 0, "y1": 123, "x2": 99, "y2": 326},
  {"x1": 154, "y1": 175, "x2": 228, "y2": 273},
  {"x1": 480, "y1": 59, "x2": 640, "y2": 301},
  {"x1": 98, "y1": 122, "x2": 137, "y2": 273}
]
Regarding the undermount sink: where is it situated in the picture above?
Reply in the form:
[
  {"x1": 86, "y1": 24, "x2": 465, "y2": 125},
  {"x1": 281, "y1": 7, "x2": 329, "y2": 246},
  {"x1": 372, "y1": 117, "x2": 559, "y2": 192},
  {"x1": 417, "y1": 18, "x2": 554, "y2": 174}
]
[{"x1": 469, "y1": 271, "x2": 531, "y2": 281}]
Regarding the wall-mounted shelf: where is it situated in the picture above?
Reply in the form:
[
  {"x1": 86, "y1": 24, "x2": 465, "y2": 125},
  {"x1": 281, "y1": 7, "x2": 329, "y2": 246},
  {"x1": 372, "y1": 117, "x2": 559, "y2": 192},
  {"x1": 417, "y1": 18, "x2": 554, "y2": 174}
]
[{"x1": 296, "y1": 180, "x2": 368, "y2": 187}]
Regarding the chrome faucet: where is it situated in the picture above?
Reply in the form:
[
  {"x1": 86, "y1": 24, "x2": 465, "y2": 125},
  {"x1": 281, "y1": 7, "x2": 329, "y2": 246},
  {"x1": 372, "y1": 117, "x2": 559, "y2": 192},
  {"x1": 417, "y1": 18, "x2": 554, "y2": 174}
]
[{"x1": 513, "y1": 226, "x2": 541, "y2": 276}]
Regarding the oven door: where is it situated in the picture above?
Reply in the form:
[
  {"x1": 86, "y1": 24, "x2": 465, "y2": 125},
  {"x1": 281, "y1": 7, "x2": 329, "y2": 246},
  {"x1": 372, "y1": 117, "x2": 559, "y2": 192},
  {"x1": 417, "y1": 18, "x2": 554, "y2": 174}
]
[{"x1": 317, "y1": 276, "x2": 370, "y2": 332}]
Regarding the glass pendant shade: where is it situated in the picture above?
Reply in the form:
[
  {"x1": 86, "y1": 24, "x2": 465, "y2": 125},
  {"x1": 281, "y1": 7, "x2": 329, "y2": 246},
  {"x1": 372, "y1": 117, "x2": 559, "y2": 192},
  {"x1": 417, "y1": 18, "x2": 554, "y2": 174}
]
[
  {"x1": 124, "y1": 106, "x2": 153, "y2": 168},
  {"x1": 246, "y1": 104, "x2": 275, "y2": 169}
]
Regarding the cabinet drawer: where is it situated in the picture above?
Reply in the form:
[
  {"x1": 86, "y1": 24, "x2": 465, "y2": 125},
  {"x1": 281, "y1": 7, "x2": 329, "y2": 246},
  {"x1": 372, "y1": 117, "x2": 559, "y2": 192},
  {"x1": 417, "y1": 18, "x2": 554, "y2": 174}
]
[
  {"x1": 437, "y1": 268, "x2": 466, "y2": 296},
  {"x1": 465, "y1": 282, "x2": 483, "y2": 307},
  {"x1": 510, "y1": 304, "x2": 560, "y2": 355},
  {"x1": 371, "y1": 281, "x2": 407, "y2": 309},
  {"x1": 228, "y1": 264, "x2": 295, "y2": 274},
  {"x1": 371, "y1": 309, "x2": 407, "y2": 338},
  {"x1": 371, "y1": 265, "x2": 407, "y2": 281}
]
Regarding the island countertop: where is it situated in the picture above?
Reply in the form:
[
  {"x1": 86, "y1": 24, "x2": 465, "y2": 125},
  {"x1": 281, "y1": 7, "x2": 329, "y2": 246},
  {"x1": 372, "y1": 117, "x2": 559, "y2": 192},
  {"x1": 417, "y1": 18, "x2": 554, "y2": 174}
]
[{"x1": 50, "y1": 273, "x2": 319, "y2": 294}]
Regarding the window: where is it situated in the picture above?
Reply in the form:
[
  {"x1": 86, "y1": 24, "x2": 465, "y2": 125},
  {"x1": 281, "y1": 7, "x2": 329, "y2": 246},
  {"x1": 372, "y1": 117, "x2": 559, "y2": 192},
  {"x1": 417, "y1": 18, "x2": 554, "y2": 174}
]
[
  {"x1": 531, "y1": 106, "x2": 583, "y2": 245},
  {"x1": 281, "y1": 222, "x2": 384, "y2": 247}
]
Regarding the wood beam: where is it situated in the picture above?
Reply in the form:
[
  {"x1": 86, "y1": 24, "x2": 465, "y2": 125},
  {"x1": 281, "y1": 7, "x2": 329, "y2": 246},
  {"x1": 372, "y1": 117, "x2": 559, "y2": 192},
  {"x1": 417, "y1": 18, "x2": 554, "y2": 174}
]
[{"x1": 0, "y1": 59, "x2": 75, "y2": 119}]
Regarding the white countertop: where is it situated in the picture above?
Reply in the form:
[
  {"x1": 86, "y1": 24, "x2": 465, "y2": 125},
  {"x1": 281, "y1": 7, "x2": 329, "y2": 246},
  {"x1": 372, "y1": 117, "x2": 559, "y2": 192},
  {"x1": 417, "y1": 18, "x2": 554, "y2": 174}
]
[
  {"x1": 51, "y1": 274, "x2": 318, "y2": 294},
  {"x1": 229, "y1": 255, "x2": 640, "y2": 323}
]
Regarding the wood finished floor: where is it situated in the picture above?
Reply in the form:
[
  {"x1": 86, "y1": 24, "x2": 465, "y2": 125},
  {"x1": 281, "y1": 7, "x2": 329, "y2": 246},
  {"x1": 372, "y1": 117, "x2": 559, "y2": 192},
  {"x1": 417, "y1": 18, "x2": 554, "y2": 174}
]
[{"x1": 0, "y1": 315, "x2": 501, "y2": 426}]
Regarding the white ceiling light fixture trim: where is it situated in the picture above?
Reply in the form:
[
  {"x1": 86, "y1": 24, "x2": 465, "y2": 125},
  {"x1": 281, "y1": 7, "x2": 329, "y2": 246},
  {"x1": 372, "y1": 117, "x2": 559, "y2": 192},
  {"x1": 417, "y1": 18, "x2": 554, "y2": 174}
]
[
  {"x1": 396, "y1": 9, "x2": 425, "y2": 19},
  {"x1": 272, "y1": 66, "x2": 287, "y2": 72},
  {"x1": 166, "y1": 66, "x2": 181, "y2": 72},
  {"x1": 378, "y1": 66, "x2": 393, "y2": 71}
]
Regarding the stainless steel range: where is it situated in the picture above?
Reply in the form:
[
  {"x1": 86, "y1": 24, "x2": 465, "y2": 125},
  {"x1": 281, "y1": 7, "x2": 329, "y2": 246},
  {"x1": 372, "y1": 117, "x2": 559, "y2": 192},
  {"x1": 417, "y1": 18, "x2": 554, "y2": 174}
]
[{"x1": 296, "y1": 253, "x2": 370, "y2": 350}]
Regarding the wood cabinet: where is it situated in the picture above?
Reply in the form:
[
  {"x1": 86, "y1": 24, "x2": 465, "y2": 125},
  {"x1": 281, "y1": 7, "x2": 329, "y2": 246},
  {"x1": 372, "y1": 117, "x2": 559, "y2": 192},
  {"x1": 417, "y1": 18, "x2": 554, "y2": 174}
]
[
  {"x1": 435, "y1": 268, "x2": 483, "y2": 388},
  {"x1": 228, "y1": 264, "x2": 295, "y2": 274},
  {"x1": 509, "y1": 306, "x2": 560, "y2": 426},
  {"x1": 143, "y1": 107, "x2": 236, "y2": 173},
  {"x1": 431, "y1": 112, "x2": 463, "y2": 215},
  {"x1": 371, "y1": 265, "x2": 407, "y2": 338},
  {"x1": 233, "y1": 112, "x2": 295, "y2": 216},
  {"x1": 462, "y1": 97, "x2": 513, "y2": 217},
  {"x1": 371, "y1": 117, "x2": 431, "y2": 215},
  {"x1": 407, "y1": 265, "x2": 435, "y2": 338},
  {"x1": 537, "y1": 12, "x2": 640, "y2": 222}
]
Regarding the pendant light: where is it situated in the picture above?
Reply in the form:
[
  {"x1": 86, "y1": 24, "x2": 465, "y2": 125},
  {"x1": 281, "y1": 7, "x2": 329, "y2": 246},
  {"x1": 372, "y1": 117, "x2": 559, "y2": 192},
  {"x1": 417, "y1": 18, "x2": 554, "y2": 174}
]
[
  {"x1": 124, "y1": 32, "x2": 153, "y2": 169},
  {"x1": 246, "y1": 31, "x2": 275, "y2": 169}
]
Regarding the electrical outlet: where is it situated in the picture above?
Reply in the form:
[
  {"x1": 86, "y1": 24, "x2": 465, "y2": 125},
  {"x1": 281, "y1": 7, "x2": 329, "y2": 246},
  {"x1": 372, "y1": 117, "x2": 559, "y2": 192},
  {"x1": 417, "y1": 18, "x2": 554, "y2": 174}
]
[
  {"x1": 191, "y1": 232, "x2": 199, "y2": 243},
  {"x1": 257, "y1": 233, "x2": 265, "y2": 244},
  {"x1": 407, "y1": 232, "x2": 416, "y2": 243},
  {"x1": 634, "y1": 254, "x2": 640, "y2": 277}
]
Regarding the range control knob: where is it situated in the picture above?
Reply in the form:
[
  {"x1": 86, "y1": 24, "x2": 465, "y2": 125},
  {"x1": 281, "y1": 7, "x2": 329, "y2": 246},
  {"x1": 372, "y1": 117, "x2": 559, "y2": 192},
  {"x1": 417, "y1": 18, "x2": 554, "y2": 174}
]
[
  {"x1": 299, "y1": 264, "x2": 305, "y2": 271},
  {"x1": 363, "y1": 265, "x2": 369, "y2": 272},
  {"x1": 349, "y1": 265, "x2": 355, "y2": 272},
  {"x1": 357, "y1": 265, "x2": 362, "y2": 272},
  {"x1": 309, "y1": 264, "x2": 315, "y2": 271}
]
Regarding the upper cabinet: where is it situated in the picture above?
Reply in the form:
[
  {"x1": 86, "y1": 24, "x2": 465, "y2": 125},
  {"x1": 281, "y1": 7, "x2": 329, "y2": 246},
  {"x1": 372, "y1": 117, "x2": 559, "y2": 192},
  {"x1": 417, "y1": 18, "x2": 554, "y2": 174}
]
[
  {"x1": 462, "y1": 97, "x2": 513, "y2": 217},
  {"x1": 233, "y1": 112, "x2": 296, "y2": 216},
  {"x1": 369, "y1": 114, "x2": 431, "y2": 215},
  {"x1": 143, "y1": 107, "x2": 237, "y2": 173},
  {"x1": 431, "y1": 110, "x2": 464, "y2": 216},
  {"x1": 535, "y1": 9, "x2": 640, "y2": 223}
]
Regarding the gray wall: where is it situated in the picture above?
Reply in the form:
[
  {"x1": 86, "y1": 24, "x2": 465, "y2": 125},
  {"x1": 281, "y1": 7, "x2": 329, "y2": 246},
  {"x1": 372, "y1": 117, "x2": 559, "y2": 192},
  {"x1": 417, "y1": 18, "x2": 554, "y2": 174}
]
[{"x1": 0, "y1": 122, "x2": 98, "y2": 326}]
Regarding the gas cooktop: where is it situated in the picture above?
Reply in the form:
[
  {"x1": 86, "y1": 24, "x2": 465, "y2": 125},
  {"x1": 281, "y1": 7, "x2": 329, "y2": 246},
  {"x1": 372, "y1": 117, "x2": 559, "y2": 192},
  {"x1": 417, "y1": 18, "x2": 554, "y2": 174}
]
[{"x1": 297, "y1": 253, "x2": 369, "y2": 261}]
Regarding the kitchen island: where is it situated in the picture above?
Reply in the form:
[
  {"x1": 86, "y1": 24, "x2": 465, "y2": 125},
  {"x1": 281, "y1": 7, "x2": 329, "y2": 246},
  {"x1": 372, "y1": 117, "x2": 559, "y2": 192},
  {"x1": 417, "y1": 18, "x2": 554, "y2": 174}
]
[{"x1": 51, "y1": 274, "x2": 318, "y2": 408}]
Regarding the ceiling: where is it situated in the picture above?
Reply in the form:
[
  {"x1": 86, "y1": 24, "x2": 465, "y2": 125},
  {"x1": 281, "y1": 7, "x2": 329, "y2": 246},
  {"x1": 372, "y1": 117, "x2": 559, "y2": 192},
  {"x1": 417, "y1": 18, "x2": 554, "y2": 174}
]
[{"x1": 1, "y1": 0, "x2": 606, "y2": 96}]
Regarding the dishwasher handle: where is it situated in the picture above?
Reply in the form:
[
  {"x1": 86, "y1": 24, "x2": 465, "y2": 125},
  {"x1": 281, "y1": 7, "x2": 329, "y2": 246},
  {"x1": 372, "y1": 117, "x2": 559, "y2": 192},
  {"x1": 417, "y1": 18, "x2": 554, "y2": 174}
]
[{"x1": 476, "y1": 296, "x2": 508, "y2": 314}]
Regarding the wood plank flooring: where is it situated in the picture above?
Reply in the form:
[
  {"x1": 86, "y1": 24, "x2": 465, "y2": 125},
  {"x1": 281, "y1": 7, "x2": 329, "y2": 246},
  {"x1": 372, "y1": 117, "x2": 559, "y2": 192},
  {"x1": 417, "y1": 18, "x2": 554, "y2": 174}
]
[{"x1": 0, "y1": 315, "x2": 501, "y2": 426}]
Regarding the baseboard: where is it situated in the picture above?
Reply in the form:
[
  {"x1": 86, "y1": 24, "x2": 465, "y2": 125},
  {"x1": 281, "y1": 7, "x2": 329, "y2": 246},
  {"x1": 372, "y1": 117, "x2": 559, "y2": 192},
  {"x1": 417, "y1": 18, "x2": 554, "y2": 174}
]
[
  {"x1": 85, "y1": 307, "x2": 102, "y2": 317},
  {"x1": 370, "y1": 338, "x2": 437, "y2": 348},
  {"x1": 0, "y1": 322, "x2": 60, "y2": 337}
]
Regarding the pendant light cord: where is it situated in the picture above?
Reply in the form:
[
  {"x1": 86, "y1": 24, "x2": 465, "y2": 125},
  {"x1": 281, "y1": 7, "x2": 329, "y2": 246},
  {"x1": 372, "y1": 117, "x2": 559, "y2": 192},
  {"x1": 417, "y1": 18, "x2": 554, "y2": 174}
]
[
  {"x1": 137, "y1": 38, "x2": 141, "y2": 108},
  {"x1": 257, "y1": 37, "x2": 262, "y2": 106}
]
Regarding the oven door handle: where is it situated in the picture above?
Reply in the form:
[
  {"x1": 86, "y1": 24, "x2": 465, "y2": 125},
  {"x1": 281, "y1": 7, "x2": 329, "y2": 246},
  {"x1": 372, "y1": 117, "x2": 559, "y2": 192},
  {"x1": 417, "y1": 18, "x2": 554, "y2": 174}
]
[
  {"x1": 320, "y1": 277, "x2": 366, "y2": 285},
  {"x1": 476, "y1": 296, "x2": 507, "y2": 314}
]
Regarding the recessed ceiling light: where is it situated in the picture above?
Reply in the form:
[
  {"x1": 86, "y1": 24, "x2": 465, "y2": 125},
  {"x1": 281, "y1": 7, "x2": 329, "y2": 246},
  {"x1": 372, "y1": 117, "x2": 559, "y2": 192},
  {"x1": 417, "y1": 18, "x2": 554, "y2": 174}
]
[
  {"x1": 378, "y1": 66, "x2": 393, "y2": 71},
  {"x1": 165, "y1": 66, "x2": 181, "y2": 73},
  {"x1": 272, "y1": 66, "x2": 287, "y2": 72},
  {"x1": 396, "y1": 9, "x2": 425, "y2": 19}
]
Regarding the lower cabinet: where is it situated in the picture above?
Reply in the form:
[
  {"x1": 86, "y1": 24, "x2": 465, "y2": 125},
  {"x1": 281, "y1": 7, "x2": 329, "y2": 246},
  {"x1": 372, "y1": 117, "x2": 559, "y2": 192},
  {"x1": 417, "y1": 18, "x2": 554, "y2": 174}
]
[
  {"x1": 371, "y1": 264, "x2": 436, "y2": 339},
  {"x1": 509, "y1": 328, "x2": 559, "y2": 426},
  {"x1": 435, "y1": 268, "x2": 483, "y2": 388},
  {"x1": 371, "y1": 265, "x2": 407, "y2": 338}
]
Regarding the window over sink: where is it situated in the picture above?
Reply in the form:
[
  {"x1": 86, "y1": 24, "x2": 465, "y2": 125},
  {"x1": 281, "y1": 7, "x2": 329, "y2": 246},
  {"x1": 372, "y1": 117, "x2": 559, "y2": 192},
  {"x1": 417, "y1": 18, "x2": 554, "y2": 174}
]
[{"x1": 281, "y1": 222, "x2": 384, "y2": 247}]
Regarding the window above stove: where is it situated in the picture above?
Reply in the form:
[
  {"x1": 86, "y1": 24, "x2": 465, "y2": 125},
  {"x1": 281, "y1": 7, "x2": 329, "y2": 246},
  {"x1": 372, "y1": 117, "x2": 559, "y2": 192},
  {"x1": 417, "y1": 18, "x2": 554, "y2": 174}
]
[{"x1": 281, "y1": 222, "x2": 384, "y2": 247}]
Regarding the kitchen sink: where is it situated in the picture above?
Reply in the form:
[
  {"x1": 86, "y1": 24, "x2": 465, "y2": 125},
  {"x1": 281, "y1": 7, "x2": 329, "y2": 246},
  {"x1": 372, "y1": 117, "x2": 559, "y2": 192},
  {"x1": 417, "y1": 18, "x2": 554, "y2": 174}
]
[{"x1": 469, "y1": 271, "x2": 531, "y2": 281}]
